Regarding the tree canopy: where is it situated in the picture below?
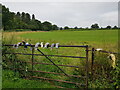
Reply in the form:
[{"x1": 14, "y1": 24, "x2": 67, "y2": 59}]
[
  {"x1": 1, "y1": 5, "x2": 118, "y2": 31},
  {"x1": 91, "y1": 23, "x2": 99, "y2": 29},
  {"x1": 2, "y1": 5, "x2": 58, "y2": 31}
]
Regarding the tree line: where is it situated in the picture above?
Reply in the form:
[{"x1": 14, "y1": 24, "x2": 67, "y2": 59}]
[
  {"x1": 61, "y1": 24, "x2": 118, "y2": 30},
  {"x1": 2, "y1": 5, "x2": 119, "y2": 31},
  {"x1": 2, "y1": 5, "x2": 59, "y2": 31}
]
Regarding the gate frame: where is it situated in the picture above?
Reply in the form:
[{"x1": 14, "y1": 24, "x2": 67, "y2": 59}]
[{"x1": 3, "y1": 44, "x2": 89, "y2": 88}]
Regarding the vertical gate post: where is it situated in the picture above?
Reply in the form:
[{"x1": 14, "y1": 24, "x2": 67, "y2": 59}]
[
  {"x1": 91, "y1": 48, "x2": 95, "y2": 75},
  {"x1": 13, "y1": 54, "x2": 16, "y2": 73},
  {"x1": 86, "y1": 45, "x2": 89, "y2": 89},
  {"x1": 31, "y1": 47, "x2": 34, "y2": 70}
]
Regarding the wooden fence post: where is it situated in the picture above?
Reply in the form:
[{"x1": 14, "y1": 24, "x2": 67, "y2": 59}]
[
  {"x1": 91, "y1": 48, "x2": 95, "y2": 75},
  {"x1": 86, "y1": 45, "x2": 89, "y2": 89}
]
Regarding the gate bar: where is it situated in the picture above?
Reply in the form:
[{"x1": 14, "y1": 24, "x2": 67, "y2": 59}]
[
  {"x1": 31, "y1": 47, "x2": 34, "y2": 70},
  {"x1": 31, "y1": 76, "x2": 85, "y2": 86},
  {"x1": 91, "y1": 48, "x2": 95, "y2": 75},
  {"x1": 5, "y1": 53, "x2": 86, "y2": 59},
  {"x1": 6, "y1": 67, "x2": 85, "y2": 78},
  {"x1": 16, "y1": 60, "x2": 80, "y2": 68},
  {"x1": 85, "y1": 45, "x2": 89, "y2": 89},
  {"x1": 3, "y1": 44, "x2": 88, "y2": 48}
]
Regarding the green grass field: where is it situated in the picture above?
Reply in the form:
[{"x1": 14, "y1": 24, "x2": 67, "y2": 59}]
[
  {"x1": 2, "y1": 29, "x2": 119, "y2": 88},
  {"x1": 20, "y1": 30, "x2": 118, "y2": 42},
  {"x1": 20, "y1": 29, "x2": 118, "y2": 51}
]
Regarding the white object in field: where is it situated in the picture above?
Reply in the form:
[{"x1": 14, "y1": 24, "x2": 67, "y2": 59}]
[
  {"x1": 51, "y1": 43, "x2": 55, "y2": 48},
  {"x1": 108, "y1": 54, "x2": 116, "y2": 68},
  {"x1": 96, "y1": 48, "x2": 103, "y2": 51},
  {"x1": 56, "y1": 43, "x2": 59, "y2": 48},
  {"x1": 13, "y1": 44, "x2": 16, "y2": 48},
  {"x1": 25, "y1": 42, "x2": 30, "y2": 48},
  {"x1": 40, "y1": 42, "x2": 44, "y2": 48},
  {"x1": 51, "y1": 43, "x2": 55, "y2": 50},
  {"x1": 30, "y1": 47, "x2": 33, "y2": 51},
  {"x1": 25, "y1": 42, "x2": 29, "y2": 46},
  {"x1": 44, "y1": 42, "x2": 49, "y2": 48},
  {"x1": 35, "y1": 42, "x2": 40, "y2": 50},
  {"x1": 16, "y1": 42, "x2": 22, "y2": 48},
  {"x1": 26, "y1": 66, "x2": 28, "y2": 72}
]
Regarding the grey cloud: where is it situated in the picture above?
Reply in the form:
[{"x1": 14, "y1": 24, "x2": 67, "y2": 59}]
[{"x1": 2, "y1": 2, "x2": 118, "y2": 28}]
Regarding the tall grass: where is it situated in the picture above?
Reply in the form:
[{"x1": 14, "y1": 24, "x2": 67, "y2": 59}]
[
  {"x1": 2, "y1": 31, "x2": 86, "y2": 88},
  {"x1": 2, "y1": 70, "x2": 54, "y2": 88},
  {"x1": 2, "y1": 30, "x2": 119, "y2": 88}
]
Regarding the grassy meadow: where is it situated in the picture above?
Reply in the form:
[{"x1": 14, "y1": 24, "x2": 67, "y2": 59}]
[
  {"x1": 20, "y1": 30, "x2": 118, "y2": 43},
  {"x1": 2, "y1": 29, "x2": 119, "y2": 88}
]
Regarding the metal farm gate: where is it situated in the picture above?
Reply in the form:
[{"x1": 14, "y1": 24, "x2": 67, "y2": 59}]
[{"x1": 3, "y1": 44, "x2": 89, "y2": 88}]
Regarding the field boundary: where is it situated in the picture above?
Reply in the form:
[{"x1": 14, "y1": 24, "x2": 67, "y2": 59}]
[
  {"x1": 3, "y1": 44, "x2": 89, "y2": 88},
  {"x1": 3, "y1": 44, "x2": 119, "y2": 88}
]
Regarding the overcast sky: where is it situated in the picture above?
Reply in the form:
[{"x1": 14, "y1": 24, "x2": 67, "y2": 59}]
[{"x1": 2, "y1": 1, "x2": 119, "y2": 28}]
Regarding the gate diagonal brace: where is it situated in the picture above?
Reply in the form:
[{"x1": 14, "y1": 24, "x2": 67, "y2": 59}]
[
  {"x1": 37, "y1": 48, "x2": 81, "y2": 88},
  {"x1": 37, "y1": 48, "x2": 69, "y2": 77}
]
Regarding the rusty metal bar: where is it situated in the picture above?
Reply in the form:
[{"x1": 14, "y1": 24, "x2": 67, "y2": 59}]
[
  {"x1": 87, "y1": 50, "x2": 118, "y2": 54},
  {"x1": 91, "y1": 48, "x2": 95, "y2": 75},
  {"x1": 97, "y1": 50, "x2": 118, "y2": 54},
  {"x1": 3, "y1": 44, "x2": 88, "y2": 88},
  {"x1": 34, "y1": 62, "x2": 80, "y2": 68},
  {"x1": 16, "y1": 60, "x2": 80, "y2": 68},
  {"x1": 8, "y1": 67, "x2": 86, "y2": 78},
  {"x1": 37, "y1": 48, "x2": 70, "y2": 77},
  {"x1": 6, "y1": 67, "x2": 85, "y2": 78},
  {"x1": 31, "y1": 76, "x2": 85, "y2": 86},
  {"x1": 5, "y1": 67, "x2": 85, "y2": 87},
  {"x1": 29, "y1": 70, "x2": 85, "y2": 78},
  {"x1": 31, "y1": 47, "x2": 34, "y2": 70},
  {"x1": 85, "y1": 45, "x2": 89, "y2": 89},
  {"x1": 3, "y1": 44, "x2": 88, "y2": 48},
  {"x1": 4, "y1": 44, "x2": 118, "y2": 54},
  {"x1": 59, "y1": 45, "x2": 87, "y2": 48},
  {"x1": 4, "y1": 53, "x2": 86, "y2": 59}
]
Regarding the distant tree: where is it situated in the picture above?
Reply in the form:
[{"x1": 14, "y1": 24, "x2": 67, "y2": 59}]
[
  {"x1": 21, "y1": 12, "x2": 26, "y2": 22},
  {"x1": 2, "y1": 5, "x2": 17, "y2": 30},
  {"x1": 113, "y1": 26, "x2": 118, "y2": 29},
  {"x1": 74, "y1": 26, "x2": 78, "y2": 29},
  {"x1": 2, "y1": 5, "x2": 10, "y2": 30},
  {"x1": 79, "y1": 27, "x2": 83, "y2": 29},
  {"x1": 64, "y1": 26, "x2": 69, "y2": 30},
  {"x1": 25, "y1": 13, "x2": 31, "y2": 23},
  {"x1": 9, "y1": 12, "x2": 17, "y2": 29},
  {"x1": 42, "y1": 21, "x2": 52, "y2": 31},
  {"x1": 29, "y1": 19, "x2": 42, "y2": 30},
  {"x1": 16, "y1": 12, "x2": 21, "y2": 18},
  {"x1": 32, "y1": 14, "x2": 35, "y2": 20},
  {"x1": 2, "y1": 5, "x2": 58, "y2": 31},
  {"x1": 106, "y1": 25, "x2": 111, "y2": 29},
  {"x1": 52, "y1": 24, "x2": 58, "y2": 30},
  {"x1": 91, "y1": 23, "x2": 99, "y2": 29},
  {"x1": 34, "y1": 20, "x2": 42, "y2": 30},
  {"x1": 60, "y1": 27, "x2": 63, "y2": 30}
]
